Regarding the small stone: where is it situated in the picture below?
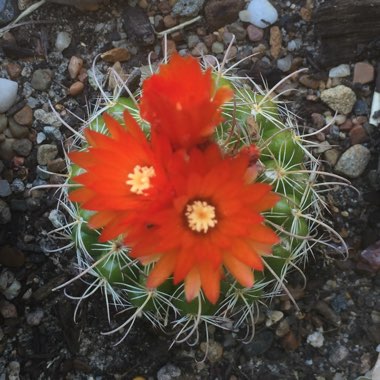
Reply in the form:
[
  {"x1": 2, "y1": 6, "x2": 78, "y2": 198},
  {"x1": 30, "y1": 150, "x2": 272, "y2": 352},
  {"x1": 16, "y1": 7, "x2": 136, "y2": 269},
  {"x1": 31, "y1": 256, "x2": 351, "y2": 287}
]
[
  {"x1": 211, "y1": 41, "x2": 224, "y2": 54},
  {"x1": 281, "y1": 331, "x2": 300, "y2": 351},
  {"x1": 8, "y1": 118, "x2": 29, "y2": 138},
  {"x1": 47, "y1": 157, "x2": 66, "y2": 173},
  {"x1": 157, "y1": 364, "x2": 181, "y2": 380},
  {"x1": 353, "y1": 62, "x2": 374, "y2": 84},
  {"x1": 269, "y1": 26, "x2": 282, "y2": 59},
  {"x1": 0, "y1": 299, "x2": 17, "y2": 318},
  {"x1": 192, "y1": 42, "x2": 208, "y2": 56},
  {"x1": 265, "y1": 310, "x2": 284, "y2": 327},
  {"x1": 329, "y1": 345, "x2": 349, "y2": 365},
  {"x1": 0, "y1": 138, "x2": 15, "y2": 160},
  {"x1": 10, "y1": 178, "x2": 25, "y2": 194},
  {"x1": 328, "y1": 64, "x2": 350, "y2": 78},
  {"x1": 227, "y1": 22, "x2": 247, "y2": 41},
  {"x1": 307, "y1": 329, "x2": 324, "y2": 348},
  {"x1": 163, "y1": 14, "x2": 177, "y2": 28},
  {"x1": 55, "y1": 31, "x2": 72, "y2": 52},
  {"x1": 361, "y1": 240, "x2": 380, "y2": 271},
  {"x1": 299, "y1": 6, "x2": 311, "y2": 22},
  {"x1": 0, "y1": 270, "x2": 21, "y2": 300},
  {"x1": 12, "y1": 139, "x2": 32, "y2": 157},
  {"x1": 321, "y1": 85, "x2": 357, "y2": 115},
  {"x1": 6, "y1": 361, "x2": 20, "y2": 380},
  {"x1": 339, "y1": 119, "x2": 353, "y2": 131},
  {"x1": 0, "y1": 199, "x2": 11, "y2": 224},
  {"x1": 315, "y1": 140, "x2": 332, "y2": 154},
  {"x1": 122, "y1": 5, "x2": 155, "y2": 45},
  {"x1": 13, "y1": 105, "x2": 33, "y2": 126},
  {"x1": 287, "y1": 39, "x2": 301, "y2": 51},
  {"x1": 0, "y1": 180, "x2": 11, "y2": 197},
  {"x1": 275, "y1": 319, "x2": 290, "y2": 337},
  {"x1": 31, "y1": 69, "x2": 53, "y2": 91},
  {"x1": 353, "y1": 99, "x2": 369, "y2": 116},
  {"x1": 222, "y1": 31, "x2": 234, "y2": 45},
  {"x1": 0, "y1": 114, "x2": 8, "y2": 132},
  {"x1": 277, "y1": 54, "x2": 292, "y2": 72},
  {"x1": 26, "y1": 308, "x2": 44, "y2": 326},
  {"x1": 69, "y1": 81, "x2": 84, "y2": 96},
  {"x1": 349, "y1": 125, "x2": 369, "y2": 145},
  {"x1": 6, "y1": 62, "x2": 22, "y2": 80},
  {"x1": 0, "y1": 0, "x2": 18, "y2": 25},
  {"x1": 239, "y1": 9, "x2": 250, "y2": 23},
  {"x1": 243, "y1": 330, "x2": 273, "y2": 356},
  {"x1": 172, "y1": 0, "x2": 205, "y2": 16},
  {"x1": 200, "y1": 340, "x2": 223, "y2": 363},
  {"x1": 334, "y1": 144, "x2": 370, "y2": 179},
  {"x1": 0, "y1": 78, "x2": 18, "y2": 113},
  {"x1": 311, "y1": 113, "x2": 325, "y2": 129},
  {"x1": 299, "y1": 74, "x2": 320, "y2": 89},
  {"x1": 68, "y1": 56, "x2": 84, "y2": 79},
  {"x1": 37, "y1": 144, "x2": 58, "y2": 165},
  {"x1": 34, "y1": 109, "x2": 62, "y2": 127},
  {"x1": 204, "y1": 0, "x2": 245, "y2": 31},
  {"x1": 246, "y1": 24, "x2": 264, "y2": 42},
  {"x1": 101, "y1": 47, "x2": 130, "y2": 63},
  {"x1": 324, "y1": 148, "x2": 340, "y2": 166},
  {"x1": 187, "y1": 34, "x2": 200, "y2": 49},
  {"x1": 247, "y1": 0, "x2": 278, "y2": 28},
  {"x1": 165, "y1": 40, "x2": 177, "y2": 56}
]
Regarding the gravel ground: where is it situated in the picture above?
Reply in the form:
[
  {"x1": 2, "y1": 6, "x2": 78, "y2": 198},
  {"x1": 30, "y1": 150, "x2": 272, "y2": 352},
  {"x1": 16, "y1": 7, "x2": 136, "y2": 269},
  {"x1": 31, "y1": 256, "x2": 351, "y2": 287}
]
[{"x1": 0, "y1": 0, "x2": 379, "y2": 379}]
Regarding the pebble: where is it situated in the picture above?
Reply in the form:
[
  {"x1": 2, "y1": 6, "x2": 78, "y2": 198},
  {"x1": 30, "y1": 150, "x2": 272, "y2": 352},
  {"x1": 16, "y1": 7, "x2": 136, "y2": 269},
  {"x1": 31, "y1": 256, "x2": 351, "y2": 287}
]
[
  {"x1": 0, "y1": 270, "x2": 21, "y2": 300},
  {"x1": 287, "y1": 39, "x2": 302, "y2": 51},
  {"x1": 349, "y1": 125, "x2": 369, "y2": 145},
  {"x1": 200, "y1": 340, "x2": 223, "y2": 363},
  {"x1": 0, "y1": 0, "x2": 17, "y2": 25},
  {"x1": 55, "y1": 31, "x2": 72, "y2": 52},
  {"x1": 269, "y1": 26, "x2": 282, "y2": 59},
  {"x1": 324, "y1": 148, "x2": 340, "y2": 166},
  {"x1": 353, "y1": 99, "x2": 369, "y2": 116},
  {"x1": 101, "y1": 47, "x2": 130, "y2": 63},
  {"x1": 192, "y1": 42, "x2": 208, "y2": 56},
  {"x1": 211, "y1": 41, "x2": 224, "y2": 54},
  {"x1": 329, "y1": 345, "x2": 349, "y2": 365},
  {"x1": 307, "y1": 329, "x2": 325, "y2": 348},
  {"x1": 0, "y1": 113, "x2": 7, "y2": 132},
  {"x1": 12, "y1": 139, "x2": 32, "y2": 156},
  {"x1": 6, "y1": 361, "x2": 20, "y2": 380},
  {"x1": 275, "y1": 319, "x2": 290, "y2": 337},
  {"x1": 0, "y1": 78, "x2": 18, "y2": 113},
  {"x1": 37, "y1": 144, "x2": 58, "y2": 165},
  {"x1": 6, "y1": 62, "x2": 22, "y2": 80},
  {"x1": 247, "y1": 0, "x2": 278, "y2": 28},
  {"x1": 277, "y1": 54, "x2": 292, "y2": 72},
  {"x1": 334, "y1": 144, "x2": 370, "y2": 179},
  {"x1": 0, "y1": 138, "x2": 15, "y2": 160},
  {"x1": 0, "y1": 179, "x2": 11, "y2": 197},
  {"x1": 361, "y1": 240, "x2": 380, "y2": 271},
  {"x1": 10, "y1": 178, "x2": 25, "y2": 194},
  {"x1": 48, "y1": 209, "x2": 66, "y2": 228},
  {"x1": 281, "y1": 331, "x2": 300, "y2": 351},
  {"x1": 265, "y1": 310, "x2": 284, "y2": 327},
  {"x1": 172, "y1": 0, "x2": 205, "y2": 16},
  {"x1": 187, "y1": 34, "x2": 200, "y2": 49},
  {"x1": 228, "y1": 22, "x2": 247, "y2": 41},
  {"x1": 31, "y1": 69, "x2": 53, "y2": 91},
  {"x1": 26, "y1": 308, "x2": 44, "y2": 326},
  {"x1": 0, "y1": 199, "x2": 11, "y2": 223},
  {"x1": 243, "y1": 330, "x2": 274, "y2": 356},
  {"x1": 8, "y1": 118, "x2": 29, "y2": 138},
  {"x1": 156, "y1": 363, "x2": 181, "y2": 380},
  {"x1": 36, "y1": 131, "x2": 46, "y2": 144},
  {"x1": 204, "y1": 0, "x2": 245, "y2": 31},
  {"x1": 246, "y1": 24, "x2": 264, "y2": 42},
  {"x1": 299, "y1": 75, "x2": 320, "y2": 89},
  {"x1": 315, "y1": 140, "x2": 332, "y2": 154},
  {"x1": 34, "y1": 109, "x2": 62, "y2": 127},
  {"x1": 328, "y1": 64, "x2": 350, "y2": 78},
  {"x1": 0, "y1": 299, "x2": 17, "y2": 318},
  {"x1": 68, "y1": 56, "x2": 84, "y2": 79},
  {"x1": 353, "y1": 62, "x2": 374, "y2": 84},
  {"x1": 13, "y1": 104, "x2": 33, "y2": 126},
  {"x1": 47, "y1": 157, "x2": 66, "y2": 173},
  {"x1": 321, "y1": 85, "x2": 357, "y2": 115},
  {"x1": 69, "y1": 81, "x2": 84, "y2": 96}
]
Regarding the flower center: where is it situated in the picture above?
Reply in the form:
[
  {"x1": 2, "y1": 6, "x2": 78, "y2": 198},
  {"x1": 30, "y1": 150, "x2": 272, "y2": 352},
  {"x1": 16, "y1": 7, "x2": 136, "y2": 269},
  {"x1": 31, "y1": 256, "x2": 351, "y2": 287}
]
[
  {"x1": 185, "y1": 200, "x2": 218, "y2": 234},
  {"x1": 126, "y1": 165, "x2": 155, "y2": 195}
]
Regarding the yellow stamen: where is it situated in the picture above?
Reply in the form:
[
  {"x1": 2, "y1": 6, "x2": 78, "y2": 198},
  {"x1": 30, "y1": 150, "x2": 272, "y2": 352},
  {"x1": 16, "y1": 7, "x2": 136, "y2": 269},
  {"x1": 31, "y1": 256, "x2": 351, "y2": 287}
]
[
  {"x1": 126, "y1": 165, "x2": 155, "y2": 195},
  {"x1": 185, "y1": 200, "x2": 217, "y2": 233}
]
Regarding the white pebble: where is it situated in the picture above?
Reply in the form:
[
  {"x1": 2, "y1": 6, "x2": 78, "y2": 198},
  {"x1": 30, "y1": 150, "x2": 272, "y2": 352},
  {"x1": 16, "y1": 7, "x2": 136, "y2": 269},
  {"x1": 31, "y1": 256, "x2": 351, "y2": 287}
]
[
  {"x1": 277, "y1": 54, "x2": 293, "y2": 72},
  {"x1": 329, "y1": 64, "x2": 350, "y2": 78},
  {"x1": 239, "y1": 10, "x2": 251, "y2": 23},
  {"x1": 55, "y1": 31, "x2": 72, "y2": 52},
  {"x1": 247, "y1": 0, "x2": 278, "y2": 29},
  {"x1": 0, "y1": 79, "x2": 18, "y2": 113},
  {"x1": 307, "y1": 329, "x2": 324, "y2": 348}
]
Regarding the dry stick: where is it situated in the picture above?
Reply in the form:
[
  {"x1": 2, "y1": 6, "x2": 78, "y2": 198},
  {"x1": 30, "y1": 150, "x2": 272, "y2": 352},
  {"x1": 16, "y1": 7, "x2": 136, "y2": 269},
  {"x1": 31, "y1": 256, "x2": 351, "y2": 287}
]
[{"x1": 156, "y1": 16, "x2": 202, "y2": 37}]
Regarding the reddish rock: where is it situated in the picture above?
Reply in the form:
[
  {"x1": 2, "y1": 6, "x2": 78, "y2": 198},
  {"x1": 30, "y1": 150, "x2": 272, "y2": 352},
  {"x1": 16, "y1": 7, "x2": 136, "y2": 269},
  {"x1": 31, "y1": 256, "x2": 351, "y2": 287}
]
[
  {"x1": 281, "y1": 331, "x2": 300, "y2": 351},
  {"x1": 163, "y1": 14, "x2": 177, "y2": 28},
  {"x1": 162, "y1": 39, "x2": 177, "y2": 56},
  {"x1": 298, "y1": 75, "x2": 320, "y2": 89},
  {"x1": 269, "y1": 26, "x2": 282, "y2": 59},
  {"x1": 300, "y1": 7, "x2": 312, "y2": 22},
  {"x1": 353, "y1": 62, "x2": 374, "y2": 84},
  {"x1": 101, "y1": 48, "x2": 130, "y2": 63},
  {"x1": 339, "y1": 118, "x2": 353, "y2": 131},
  {"x1": 6, "y1": 63, "x2": 22, "y2": 80},
  {"x1": 69, "y1": 81, "x2": 84, "y2": 96},
  {"x1": 247, "y1": 24, "x2": 264, "y2": 42},
  {"x1": 13, "y1": 105, "x2": 33, "y2": 126},
  {"x1": 349, "y1": 125, "x2": 369, "y2": 145}
]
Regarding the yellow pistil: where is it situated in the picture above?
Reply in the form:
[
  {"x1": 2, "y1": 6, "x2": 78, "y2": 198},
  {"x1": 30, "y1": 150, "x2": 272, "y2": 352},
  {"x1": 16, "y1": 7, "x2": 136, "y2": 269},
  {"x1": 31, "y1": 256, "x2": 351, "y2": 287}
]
[
  {"x1": 126, "y1": 165, "x2": 155, "y2": 195},
  {"x1": 185, "y1": 200, "x2": 217, "y2": 233}
]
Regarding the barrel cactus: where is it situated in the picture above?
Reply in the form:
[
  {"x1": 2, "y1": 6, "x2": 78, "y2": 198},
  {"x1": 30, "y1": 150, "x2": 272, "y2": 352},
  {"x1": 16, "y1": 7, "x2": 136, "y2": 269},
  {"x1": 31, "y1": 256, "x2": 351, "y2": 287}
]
[{"x1": 53, "y1": 53, "x2": 346, "y2": 347}]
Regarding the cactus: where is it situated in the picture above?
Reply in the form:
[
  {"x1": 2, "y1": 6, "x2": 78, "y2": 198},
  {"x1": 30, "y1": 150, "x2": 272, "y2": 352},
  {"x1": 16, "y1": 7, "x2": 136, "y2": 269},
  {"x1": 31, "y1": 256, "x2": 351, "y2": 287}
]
[{"x1": 51, "y1": 52, "x2": 348, "y2": 348}]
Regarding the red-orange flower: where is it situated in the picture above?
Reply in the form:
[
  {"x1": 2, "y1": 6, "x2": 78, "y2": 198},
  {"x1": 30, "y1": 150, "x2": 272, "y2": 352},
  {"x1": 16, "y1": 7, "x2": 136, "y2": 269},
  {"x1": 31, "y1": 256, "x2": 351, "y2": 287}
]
[
  {"x1": 128, "y1": 143, "x2": 280, "y2": 304},
  {"x1": 69, "y1": 111, "x2": 173, "y2": 242},
  {"x1": 140, "y1": 53, "x2": 233, "y2": 149}
]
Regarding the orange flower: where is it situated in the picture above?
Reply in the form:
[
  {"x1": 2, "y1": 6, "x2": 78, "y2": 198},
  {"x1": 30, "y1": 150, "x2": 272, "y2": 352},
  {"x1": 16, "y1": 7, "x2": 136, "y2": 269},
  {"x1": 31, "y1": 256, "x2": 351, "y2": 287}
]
[
  {"x1": 140, "y1": 53, "x2": 233, "y2": 149},
  {"x1": 128, "y1": 143, "x2": 280, "y2": 304},
  {"x1": 69, "y1": 111, "x2": 173, "y2": 242}
]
